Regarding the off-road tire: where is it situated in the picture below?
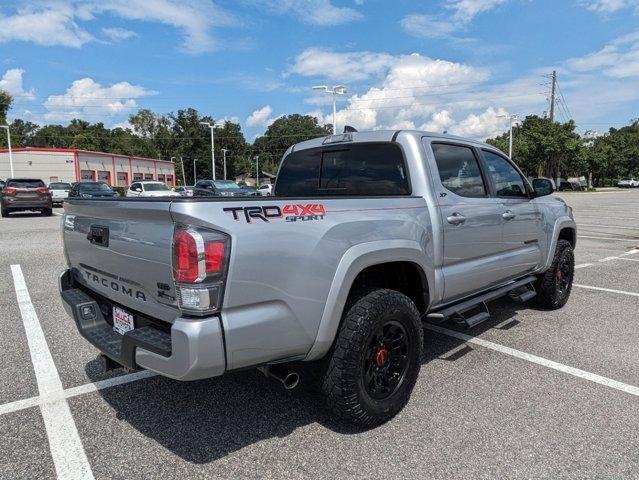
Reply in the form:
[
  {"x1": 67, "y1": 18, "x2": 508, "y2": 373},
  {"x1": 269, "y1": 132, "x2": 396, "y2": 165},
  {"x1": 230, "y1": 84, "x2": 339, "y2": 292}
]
[
  {"x1": 320, "y1": 289, "x2": 423, "y2": 428},
  {"x1": 534, "y1": 239, "x2": 574, "y2": 309}
]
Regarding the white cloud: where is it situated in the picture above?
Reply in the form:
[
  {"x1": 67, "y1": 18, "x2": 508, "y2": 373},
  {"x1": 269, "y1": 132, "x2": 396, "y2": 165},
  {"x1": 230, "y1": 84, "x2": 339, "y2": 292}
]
[
  {"x1": 447, "y1": 0, "x2": 509, "y2": 22},
  {"x1": 43, "y1": 77, "x2": 157, "y2": 122},
  {"x1": 246, "y1": 105, "x2": 278, "y2": 127},
  {"x1": 249, "y1": 0, "x2": 362, "y2": 26},
  {"x1": 399, "y1": 14, "x2": 457, "y2": 39},
  {"x1": 0, "y1": 4, "x2": 93, "y2": 47},
  {"x1": 401, "y1": 0, "x2": 508, "y2": 40},
  {"x1": 102, "y1": 27, "x2": 138, "y2": 42},
  {"x1": 567, "y1": 31, "x2": 639, "y2": 78},
  {"x1": 0, "y1": 1, "x2": 235, "y2": 53},
  {"x1": 288, "y1": 48, "x2": 395, "y2": 82},
  {"x1": 0, "y1": 68, "x2": 35, "y2": 100},
  {"x1": 581, "y1": 0, "x2": 639, "y2": 13}
]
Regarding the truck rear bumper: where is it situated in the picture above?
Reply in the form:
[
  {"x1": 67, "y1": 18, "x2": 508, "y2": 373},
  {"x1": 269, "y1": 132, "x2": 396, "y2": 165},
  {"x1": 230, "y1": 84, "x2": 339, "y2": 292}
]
[{"x1": 59, "y1": 269, "x2": 226, "y2": 380}]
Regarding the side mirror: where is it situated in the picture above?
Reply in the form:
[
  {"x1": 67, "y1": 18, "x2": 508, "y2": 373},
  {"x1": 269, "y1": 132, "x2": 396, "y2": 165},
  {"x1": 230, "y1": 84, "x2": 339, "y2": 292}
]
[{"x1": 532, "y1": 178, "x2": 554, "y2": 197}]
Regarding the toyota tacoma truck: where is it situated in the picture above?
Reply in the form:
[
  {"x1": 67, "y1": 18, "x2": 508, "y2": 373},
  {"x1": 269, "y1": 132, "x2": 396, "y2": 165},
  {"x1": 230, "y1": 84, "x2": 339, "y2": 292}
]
[{"x1": 59, "y1": 130, "x2": 576, "y2": 427}]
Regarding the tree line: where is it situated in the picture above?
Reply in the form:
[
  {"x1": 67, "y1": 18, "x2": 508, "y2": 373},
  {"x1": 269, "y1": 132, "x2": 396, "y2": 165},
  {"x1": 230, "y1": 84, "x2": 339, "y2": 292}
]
[{"x1": 2, "y1": 89, "x2": 637, "y2": 187}]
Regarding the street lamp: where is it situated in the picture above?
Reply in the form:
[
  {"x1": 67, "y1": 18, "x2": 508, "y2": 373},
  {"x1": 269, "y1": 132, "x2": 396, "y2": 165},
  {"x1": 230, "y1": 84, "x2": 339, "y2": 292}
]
[
  {"x1": 221, "y1": 148, "x2": 230, "y2": 180},
  {"x1": 254, "y1": 155, "x2": 259, "y2": 188},
  {"x1": 312, "y1": 85, "x2": 347, "y2": 134},
  {"x1": 1, "y1": 125, "x2": 13, "y2": 178},
  {"x1": 200, "y1": 122, "x2": 216, "y2": 181},
  {"x1": 193, "y1": 159, "x2": 198, "y2": 184},
  {"x1": 497, "y1": 114, "x2": 519, "y2": 159}
]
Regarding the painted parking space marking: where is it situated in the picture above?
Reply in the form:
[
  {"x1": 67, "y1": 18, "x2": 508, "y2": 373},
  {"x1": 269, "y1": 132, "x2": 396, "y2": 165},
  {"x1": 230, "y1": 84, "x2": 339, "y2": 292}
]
[
  {"x1": 424, "y1": 324, "x2": 639, "y2": 398},
  {"x1": 578, "y1": 235, "x2": 639, "y2": 242},
  {"x1": 575, "y1": 263, "x2": 593, "y2": 269},
  {"x1": 10, "y1": 264, "x2": 94, "y2": 480},
  {"x1": 578, "y1": 224, "x2": 639, "y2": 231},
  {"x1": 573, "y1": 284, "x2": 639, "y2": 298},
  {"x1": 0, "y1": 370, "x2": 157, "y2": 417}
]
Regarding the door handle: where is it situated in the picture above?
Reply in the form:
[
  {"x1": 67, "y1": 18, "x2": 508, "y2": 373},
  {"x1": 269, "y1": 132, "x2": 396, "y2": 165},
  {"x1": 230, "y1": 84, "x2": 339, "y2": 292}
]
[
  {"x1": 502, "y1": 210, "x2": 516, "y2": 220},
  {"x1": 446, "y1": 213, "x2": 466, "y2": 225}
]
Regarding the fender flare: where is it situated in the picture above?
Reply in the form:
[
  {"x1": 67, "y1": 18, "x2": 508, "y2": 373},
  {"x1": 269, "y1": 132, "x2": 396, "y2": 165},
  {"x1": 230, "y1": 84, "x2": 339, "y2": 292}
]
[
  {"x1": 540, "y1": 216, "x2": 577, "y2": 271},
  {"x1": 304, "y1": 239, "x2": 433, "y2": 361}
]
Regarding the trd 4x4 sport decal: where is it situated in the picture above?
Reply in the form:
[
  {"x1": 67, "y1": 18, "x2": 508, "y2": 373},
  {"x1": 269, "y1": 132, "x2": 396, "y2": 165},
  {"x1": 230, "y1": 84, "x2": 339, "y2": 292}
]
[{"x1": 223, "y1": 204, "x2": 326, "y2": 223}]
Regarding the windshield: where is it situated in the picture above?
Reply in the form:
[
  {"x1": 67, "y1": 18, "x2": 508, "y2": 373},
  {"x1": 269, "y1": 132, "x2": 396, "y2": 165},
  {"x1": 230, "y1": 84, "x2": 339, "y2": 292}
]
[
  {"x1": 144, "y1": 183, "x2": 170, "y2": 191},
  {"x1": 213, "y1": 180, "x2": 241, "y2": 190},
  {"x1": 78, "y1": 182, "x2": 112, "y2": 191},
  {"x1": 621, "y1": 177, "x2": 632, "y2": 181},
  {"x1": 7, "y1": 179, "x2": 46, "y2": 188},
  {"x1": 49, "y1": 182, "x2": 71, "y2": 190}
]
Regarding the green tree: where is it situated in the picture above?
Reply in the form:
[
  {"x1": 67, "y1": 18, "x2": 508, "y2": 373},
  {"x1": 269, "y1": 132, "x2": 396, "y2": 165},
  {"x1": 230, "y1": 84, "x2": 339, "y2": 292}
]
[
  {"x1": 251, "y1": 114, "x2": 331, "y2": 176},
  {"x1": 0, "y1": 90, "x2": 12, "y2": 125}
]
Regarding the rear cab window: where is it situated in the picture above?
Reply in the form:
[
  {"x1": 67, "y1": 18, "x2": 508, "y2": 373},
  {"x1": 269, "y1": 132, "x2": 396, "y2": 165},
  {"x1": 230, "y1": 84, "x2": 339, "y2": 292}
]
[{"x1": 275, "y1": 142, "x2": 410, "y2": 197}]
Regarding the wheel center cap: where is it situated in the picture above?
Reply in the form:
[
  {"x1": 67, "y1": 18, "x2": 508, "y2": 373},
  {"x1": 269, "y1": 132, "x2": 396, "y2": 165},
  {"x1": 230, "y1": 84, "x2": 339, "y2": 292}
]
[{"x1": 374, "y1": 347, "x2": 389, "y2": 366}]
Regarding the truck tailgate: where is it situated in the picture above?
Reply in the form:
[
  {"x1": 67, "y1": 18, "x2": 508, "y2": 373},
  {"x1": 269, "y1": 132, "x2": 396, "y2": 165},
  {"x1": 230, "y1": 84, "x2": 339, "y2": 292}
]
[{"x1": 63, "y1": 199, "x2": 179, "y2": 323}]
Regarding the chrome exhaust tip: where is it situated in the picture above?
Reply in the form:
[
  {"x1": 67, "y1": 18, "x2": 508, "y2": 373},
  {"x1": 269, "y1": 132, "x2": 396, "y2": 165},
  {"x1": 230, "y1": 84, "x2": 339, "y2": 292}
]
[{"x1": 258, "y1": 364, "x2": 300, "y2": 390}]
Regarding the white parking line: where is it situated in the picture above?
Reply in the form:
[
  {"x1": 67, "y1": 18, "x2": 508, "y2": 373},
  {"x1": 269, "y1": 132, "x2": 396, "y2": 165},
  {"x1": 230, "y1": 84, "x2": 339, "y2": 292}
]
[
  {"x1": 0, "y1": 370, "x2": 158, "y2": 417},
  {"x1": 11, "y1": 265, "x2": 94, "y2": 480},
  {"x1": 573, "y1": 284, "x2": 639, "y2": 297},
  {"x1": 578, "y1": 235, "x2": 639, "y2": 242},
  {"x1": 425, "y1": 324, "x2": 639, "y2": 397},
  {"x1": 574, "y1": 263, "x2": 593, "y2": 269},
  {"x1": 618, "y1": 257, "x2": 639, "y2": 262},
  {"x1": 578, "y1": 224, "x2": 639, "y2": 231}
]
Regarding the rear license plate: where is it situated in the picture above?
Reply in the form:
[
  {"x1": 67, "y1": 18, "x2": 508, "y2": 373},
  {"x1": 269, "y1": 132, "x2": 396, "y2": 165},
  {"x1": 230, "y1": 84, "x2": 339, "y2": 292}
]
[{"x1": 113, "y1": 306, "x2": 135, "y2": 335}]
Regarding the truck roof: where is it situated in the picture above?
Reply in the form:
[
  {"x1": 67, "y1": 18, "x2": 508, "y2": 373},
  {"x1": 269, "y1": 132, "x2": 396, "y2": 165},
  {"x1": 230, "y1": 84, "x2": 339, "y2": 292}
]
[{"x1": 289, "y1": 129, "x2": 495, "y2": 155}]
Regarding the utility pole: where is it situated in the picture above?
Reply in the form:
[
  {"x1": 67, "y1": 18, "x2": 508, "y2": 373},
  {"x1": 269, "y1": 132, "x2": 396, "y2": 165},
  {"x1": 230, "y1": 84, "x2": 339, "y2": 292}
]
[
  {"x1": 180, "y1": 157, "x2": 186, "y2": 185},
  {"x1": 221, "y1": 149, "x2": 229, "y2": 180},
  {"x1": 1, "y1": 125, "x2": 13, "y2": 178},
  {"x1": 549, "y1": 70, "x2": 557, "y2": 122},
  {"x1": 193, "y1": 159, "x2": 198, "y2": 184}
]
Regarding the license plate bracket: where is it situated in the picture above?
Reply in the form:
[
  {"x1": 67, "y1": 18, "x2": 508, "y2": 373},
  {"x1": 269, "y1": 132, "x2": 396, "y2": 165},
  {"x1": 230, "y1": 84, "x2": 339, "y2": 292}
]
[{"x1": 113, "y1": 306, "x2": 135, "y2": 335}]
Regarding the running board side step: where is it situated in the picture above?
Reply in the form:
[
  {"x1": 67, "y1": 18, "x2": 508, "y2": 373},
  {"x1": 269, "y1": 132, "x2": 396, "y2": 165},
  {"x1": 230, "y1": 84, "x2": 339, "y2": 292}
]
[{"x1": 425, "y1": 275, "x2": 537, "y2": 328}]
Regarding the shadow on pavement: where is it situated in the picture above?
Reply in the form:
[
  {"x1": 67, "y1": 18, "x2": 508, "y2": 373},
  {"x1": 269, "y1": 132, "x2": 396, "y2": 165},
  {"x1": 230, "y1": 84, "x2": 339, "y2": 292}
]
[{"x1": 88, "y1": 296, "x2": 536, "y2": 463}]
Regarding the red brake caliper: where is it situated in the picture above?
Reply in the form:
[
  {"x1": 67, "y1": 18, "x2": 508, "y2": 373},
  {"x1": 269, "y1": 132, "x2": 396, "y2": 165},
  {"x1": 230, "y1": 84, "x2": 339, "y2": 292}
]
[{"x1": 374, "y1": 347, "x2": 389, "y2": 366}]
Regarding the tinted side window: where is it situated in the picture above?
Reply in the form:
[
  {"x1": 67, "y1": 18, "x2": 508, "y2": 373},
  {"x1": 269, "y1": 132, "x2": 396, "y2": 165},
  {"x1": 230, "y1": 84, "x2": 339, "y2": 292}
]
[
  {"x1": 276, "y1": 143, "x2": 409, "y2": 197},
  {"x1": 482, "y1": 150, "x2": 527, "y2": 198},
  {"x1": 432, "y1": 144, "x2": 486, "y2": 197}
]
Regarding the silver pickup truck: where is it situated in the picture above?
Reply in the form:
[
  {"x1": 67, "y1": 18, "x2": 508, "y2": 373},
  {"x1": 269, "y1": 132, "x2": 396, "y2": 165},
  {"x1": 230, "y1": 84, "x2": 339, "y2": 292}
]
[{"x1": 59, "y1": 130, "x2": 576, "y2": 427}]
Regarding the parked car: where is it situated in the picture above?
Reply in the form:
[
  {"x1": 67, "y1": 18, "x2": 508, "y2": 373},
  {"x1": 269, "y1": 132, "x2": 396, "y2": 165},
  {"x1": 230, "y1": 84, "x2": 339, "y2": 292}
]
[
  {"x1": 558, "y1": 180, "x2": 582, "y2": 191},
  {"x1": 60, "y1": 130, "x2": 576, "y2": 427},
  {"x1": 617, "y1": 177, "x2": 639, "y2": 188},
  {"x1": 127, "y1": 181, "x2": 181, "y2": 197},
  {"x1": 48, "y1": 182, "x2": 72, "y2": 206},
  {"x1": 193, "y1": 180, "x2": 257, "y2": 197},
  {"x1": 257, "y1": 184, "x2": 274, "y2": 196},
  {"x1": 0, "y1": 179, "x2": 5, "y2": 190},
  {"x1": 174, "y1": 185, "x2": 195, "y2": 197},
  {"x1": 68, "y1": 181, "x2": 119, "y2": 199},
  {"x1": 1, "y1": 178, "x2": 53, "y2": 217}
]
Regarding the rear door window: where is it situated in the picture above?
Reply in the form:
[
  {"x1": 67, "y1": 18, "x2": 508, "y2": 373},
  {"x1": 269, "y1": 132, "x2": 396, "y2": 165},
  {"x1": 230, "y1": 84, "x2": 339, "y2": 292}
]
[
  {"x1": 276, "y1": 143, "x2": 409, "y2": 197},
  {"x1": 431, "y1": 143, "x2": 487, "y2": 198},
  {"x1": 481, "y1": 150, "x2": 528, "y2": 198}
]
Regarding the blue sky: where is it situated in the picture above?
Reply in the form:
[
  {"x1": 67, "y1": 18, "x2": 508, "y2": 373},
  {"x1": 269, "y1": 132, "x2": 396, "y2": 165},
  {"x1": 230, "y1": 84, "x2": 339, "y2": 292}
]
[{"x1": 1, "y1": 0, "x2": 639, "y2": 141}]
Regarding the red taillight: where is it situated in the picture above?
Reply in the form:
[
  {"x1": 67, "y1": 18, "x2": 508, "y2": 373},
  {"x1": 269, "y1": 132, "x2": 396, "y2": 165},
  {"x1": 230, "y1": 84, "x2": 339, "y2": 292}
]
[
  {"x1": 174, "y1": 229, "x2": 199, "y2": 283},
  {"x1": 205, "y1": 241, "x2": 225, "y2": 273},
  {"x1": 36, "y1": 187, "x2": 49, "y2": 194},
  {"x1": 3, "y1": 187, "x2": 17, "y2": 195}
]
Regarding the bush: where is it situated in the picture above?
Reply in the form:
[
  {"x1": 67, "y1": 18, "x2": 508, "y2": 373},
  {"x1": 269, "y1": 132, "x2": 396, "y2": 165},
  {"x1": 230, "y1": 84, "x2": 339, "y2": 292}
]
[{"x1": 114, "y1": 186, "x2": 128, "y2": 197}]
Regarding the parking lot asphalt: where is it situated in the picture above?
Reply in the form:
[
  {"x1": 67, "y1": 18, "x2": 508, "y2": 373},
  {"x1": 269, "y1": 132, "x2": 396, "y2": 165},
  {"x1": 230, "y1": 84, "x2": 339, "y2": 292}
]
[{"x1": 1, "y1": 191, "x2": 638, "y2": 479}]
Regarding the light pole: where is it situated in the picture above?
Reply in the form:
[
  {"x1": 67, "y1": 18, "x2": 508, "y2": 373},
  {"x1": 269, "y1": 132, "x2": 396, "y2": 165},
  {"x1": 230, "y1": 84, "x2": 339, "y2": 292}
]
[
  {"x1": 497, "y1": 114, "x2": 519, "y2": 159},
  {"x1": 221, "y1": 149, "x2": 229, "y2": 180},
  {"x1": 193, "y1": 159, "x2": 198, "y2": 184},
  {"x1": 180, "y1": 157, "x2": 186, "y2": 185},
  {"x1": 1, "y1": 125, "x2": 13, "y2": 178},
  {"x1": 200, "y1": 122, "x2": 216, "y2": 180},
  {"x1": 254, "y1": 155, "x2": 259, "y2": 188},
  {"x1": 312, "y1": 85, "x2": 347, "y2": 134}
]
